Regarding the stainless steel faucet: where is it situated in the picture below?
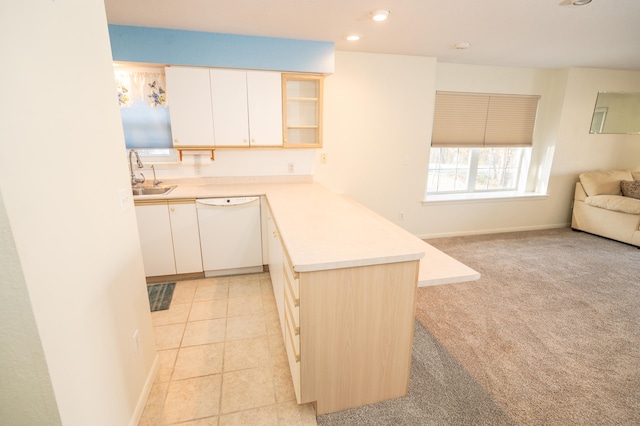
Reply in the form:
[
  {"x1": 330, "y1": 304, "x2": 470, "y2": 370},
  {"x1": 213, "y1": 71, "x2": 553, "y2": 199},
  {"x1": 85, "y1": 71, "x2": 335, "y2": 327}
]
[
  {"x1": 152, "y1": 165, "x2": 162, "y2": 187},
  {"x1": 129, "y1": 149, "x2": 145, "y2": 187}
]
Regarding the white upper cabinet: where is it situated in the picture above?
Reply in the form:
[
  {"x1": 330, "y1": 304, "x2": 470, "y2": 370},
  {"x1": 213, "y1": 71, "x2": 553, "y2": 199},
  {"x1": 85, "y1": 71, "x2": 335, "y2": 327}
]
[
  {"x1": 165, "y1": 66, "x2": 215, "y2": 147},
  {"x1": 210, "y1": 69, "x2": 250, "y2": 147},
  {"x1": 210, "y1": 69, "x2": 283, "y2": 147},
  {"x1": 246, "y1": 71, "x2": 284, "y2": 147}
]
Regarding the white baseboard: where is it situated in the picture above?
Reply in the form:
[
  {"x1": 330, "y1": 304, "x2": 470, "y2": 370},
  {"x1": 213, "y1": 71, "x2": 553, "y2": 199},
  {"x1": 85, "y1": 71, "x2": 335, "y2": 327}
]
[
  {"x1": 416, "y1": 223, "x2": 570, "y2": 240},
  {"x1": 129, "y1": 354, "x2": 160, "y2": 426}
]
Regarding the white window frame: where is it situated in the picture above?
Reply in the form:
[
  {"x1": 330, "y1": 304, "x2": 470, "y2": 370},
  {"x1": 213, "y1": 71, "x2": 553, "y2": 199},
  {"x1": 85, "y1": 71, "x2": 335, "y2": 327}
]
[{"x1": 426, "y1": 146, "x2": 531, "y2": 197}]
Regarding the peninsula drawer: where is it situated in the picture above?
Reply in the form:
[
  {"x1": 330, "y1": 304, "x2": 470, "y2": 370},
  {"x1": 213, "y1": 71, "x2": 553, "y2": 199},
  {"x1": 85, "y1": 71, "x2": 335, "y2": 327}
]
[
  {"x1": 283, "y1": 250, "x2": 299, "y2": 301},
  {"x1": 284, "y1": 268, "x2": 300, "y2": 327},
  {"x1": 285, "y1": 304, "x2": 300, "y2": 359},
  {"x1": 285, "y1": 311, "x2": 301, "y2": 403}
]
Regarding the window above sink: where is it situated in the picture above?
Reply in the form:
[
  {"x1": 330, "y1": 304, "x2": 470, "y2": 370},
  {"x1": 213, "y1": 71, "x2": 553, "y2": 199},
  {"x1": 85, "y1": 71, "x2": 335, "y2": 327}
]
[{"x1": 115, "y1": 65, "x2": 173, "y2": 149}]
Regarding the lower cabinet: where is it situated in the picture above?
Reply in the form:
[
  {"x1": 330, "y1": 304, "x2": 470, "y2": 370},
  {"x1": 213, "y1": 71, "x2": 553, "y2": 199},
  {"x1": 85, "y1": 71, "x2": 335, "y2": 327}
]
[
  {"x1": 135, "y1": 200, "x2": 203, "y2": 277},
  {"x1": 283, "y1": 252, "x2": 302, "y2": 403},
  {"x1": 168, "y1": 201, "x2": 204, "y2": 274},
  {"x1": 268, "y1": 220, "x2": 420, "y2": 415},
  {"x1": 266, "y1": 208, "x2": 286, "y2": 338}
]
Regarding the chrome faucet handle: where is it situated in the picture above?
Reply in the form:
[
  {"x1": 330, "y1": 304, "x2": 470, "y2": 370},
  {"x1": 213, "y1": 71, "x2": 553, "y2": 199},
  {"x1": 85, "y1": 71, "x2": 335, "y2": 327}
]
[{"x1": 132, "y1": 173, "x2": 145, "y2": 187}]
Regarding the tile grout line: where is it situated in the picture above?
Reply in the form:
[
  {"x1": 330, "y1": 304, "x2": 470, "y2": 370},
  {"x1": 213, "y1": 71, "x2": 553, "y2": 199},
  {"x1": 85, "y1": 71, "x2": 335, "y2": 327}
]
[{"x1": 148, "y1": 274, "x2": 316, "y2": 425}]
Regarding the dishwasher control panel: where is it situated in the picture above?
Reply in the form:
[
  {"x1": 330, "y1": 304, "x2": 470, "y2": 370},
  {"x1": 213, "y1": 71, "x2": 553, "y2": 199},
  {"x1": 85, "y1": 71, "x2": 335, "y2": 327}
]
[{"x1": 196, "y1": 196, "x2": 260, "y2": 207}]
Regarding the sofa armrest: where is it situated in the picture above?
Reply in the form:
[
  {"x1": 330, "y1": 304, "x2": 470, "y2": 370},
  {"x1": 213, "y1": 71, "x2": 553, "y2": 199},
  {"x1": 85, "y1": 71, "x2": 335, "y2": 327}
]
[{"x1": 574, "y1": 182, "x2": 587, "y2": 202}]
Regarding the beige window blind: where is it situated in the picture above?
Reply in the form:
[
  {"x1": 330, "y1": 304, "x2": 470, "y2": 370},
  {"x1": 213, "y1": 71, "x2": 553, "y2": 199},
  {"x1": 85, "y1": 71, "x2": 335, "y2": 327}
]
[{"x1": 431, "y1": 92, "x2": 540, "y2": 147}]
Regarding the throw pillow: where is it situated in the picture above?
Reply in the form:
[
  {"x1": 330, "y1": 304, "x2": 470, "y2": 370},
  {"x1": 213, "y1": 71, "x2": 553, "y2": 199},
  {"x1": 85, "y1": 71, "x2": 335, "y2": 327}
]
[{"x1": 620, "y1": 180, "x2": 640, "y2": 200}]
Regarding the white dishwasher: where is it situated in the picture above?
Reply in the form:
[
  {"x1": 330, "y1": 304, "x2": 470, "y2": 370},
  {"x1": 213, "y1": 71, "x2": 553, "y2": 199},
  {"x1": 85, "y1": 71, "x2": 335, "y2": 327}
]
[{"x1": 196, "y1": 196, "x2": 263, "y2": 277}]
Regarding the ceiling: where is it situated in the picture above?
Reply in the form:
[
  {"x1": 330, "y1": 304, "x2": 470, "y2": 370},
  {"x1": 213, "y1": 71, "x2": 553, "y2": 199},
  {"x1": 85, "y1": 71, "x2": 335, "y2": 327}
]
[{"x1": 104, "y1": 0, "x2": 640, "y2": 71}]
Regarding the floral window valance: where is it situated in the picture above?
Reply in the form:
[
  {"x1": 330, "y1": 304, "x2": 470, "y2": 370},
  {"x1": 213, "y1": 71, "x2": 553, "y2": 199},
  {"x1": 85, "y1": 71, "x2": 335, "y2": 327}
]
[{"x1": 115, "y1": 69, "x2": 168, "y2": 108}]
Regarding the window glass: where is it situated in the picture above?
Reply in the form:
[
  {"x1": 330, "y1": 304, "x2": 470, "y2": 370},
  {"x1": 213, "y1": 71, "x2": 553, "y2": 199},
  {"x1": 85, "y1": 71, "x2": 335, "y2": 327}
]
[
  {"x1": 121, "y1": 101, "x2": 173, "y2": 149},
  {"x1": 427, "y1": 147, "x2": 527, "y2": 194},
  {"x1": 115, "y1": 67, "x2": 172, "y2": 149}
]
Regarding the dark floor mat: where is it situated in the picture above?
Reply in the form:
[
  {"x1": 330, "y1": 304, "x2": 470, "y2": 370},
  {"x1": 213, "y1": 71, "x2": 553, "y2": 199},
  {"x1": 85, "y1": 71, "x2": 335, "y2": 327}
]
[{"x1": 147, "y1": 282, "x2": 176, "y2": 312}]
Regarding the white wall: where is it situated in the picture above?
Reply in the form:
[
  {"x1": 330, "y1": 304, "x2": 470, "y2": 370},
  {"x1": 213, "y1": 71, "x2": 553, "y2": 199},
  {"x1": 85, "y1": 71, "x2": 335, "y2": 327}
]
[
  {"x1": 551, "y1": 67, "x2": 640, "y2": 175},
  {"x1": 415, "y1": 63, "x2": 570, "y2": 237},
  {"x1": 0, "y1": 193, "x2": 61, "y2": 424},
  {"x1": 314, "y1": 51, "x2": 438, "y2": 226},
  {"x1": 542, "y1": 68, "x2": 640, "y2": 231},
  {"x1": 0, "y1": 1, "x2": 156, "y2": 425},
  {"x1": 315, "y1": 52, "x2": 640, "y2": 238},
  {"x1": 146, "y1": 148, "x2": 316, "y2": 179}
]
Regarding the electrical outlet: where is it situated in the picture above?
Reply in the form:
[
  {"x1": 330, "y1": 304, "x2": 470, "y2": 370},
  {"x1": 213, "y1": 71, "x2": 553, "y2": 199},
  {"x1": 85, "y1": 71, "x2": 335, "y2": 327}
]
[
  {"x1": 399, "y1": 211, "x2": 405, "y2": 221},
  {"x1": 321, "y1": 153, "x2": 327, "y2": 164},
  {"x1": 288, "y1": 163, "x2": 295, "y2": 173},
  {"x1": 132, "y1": 329, "x2": 139, "y2": 356}
]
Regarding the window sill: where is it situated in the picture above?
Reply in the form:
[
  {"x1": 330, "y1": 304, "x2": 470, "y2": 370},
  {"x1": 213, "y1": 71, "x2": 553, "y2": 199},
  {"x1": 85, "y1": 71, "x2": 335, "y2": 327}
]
[{"x1": 422, "y1": 191, "x2": 548, "y2": 205}]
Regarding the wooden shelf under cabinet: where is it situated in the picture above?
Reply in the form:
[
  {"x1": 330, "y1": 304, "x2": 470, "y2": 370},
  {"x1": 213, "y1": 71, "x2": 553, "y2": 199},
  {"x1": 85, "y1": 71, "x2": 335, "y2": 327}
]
[{"x1": 175, "y1": 146, "x2": 215, "y2": 161}]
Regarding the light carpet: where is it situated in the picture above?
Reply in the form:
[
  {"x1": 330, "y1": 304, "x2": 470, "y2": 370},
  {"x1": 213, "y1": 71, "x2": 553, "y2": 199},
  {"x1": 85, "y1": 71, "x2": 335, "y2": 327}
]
[{"x1": 318, "y1": 228, "x2": 639, "y2": 425}]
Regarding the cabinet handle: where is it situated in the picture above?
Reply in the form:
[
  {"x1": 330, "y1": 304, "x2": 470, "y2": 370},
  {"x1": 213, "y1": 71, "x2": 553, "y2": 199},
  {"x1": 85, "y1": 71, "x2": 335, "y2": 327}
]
[{"x1": 170, "y1": 207, "x2": 175, "y2": 212}]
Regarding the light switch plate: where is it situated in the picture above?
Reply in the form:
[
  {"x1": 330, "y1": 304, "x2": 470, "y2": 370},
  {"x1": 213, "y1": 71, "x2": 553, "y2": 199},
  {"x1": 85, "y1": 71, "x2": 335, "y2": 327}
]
[{"x1": 118, "y1": 188, "x2": 133, "y2": 212}]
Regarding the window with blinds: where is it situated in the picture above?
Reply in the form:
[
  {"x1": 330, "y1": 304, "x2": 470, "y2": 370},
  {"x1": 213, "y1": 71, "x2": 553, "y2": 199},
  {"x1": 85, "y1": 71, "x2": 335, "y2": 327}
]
[{"x1": 431, "y1": 92, "x2": 540, "y2": 147}]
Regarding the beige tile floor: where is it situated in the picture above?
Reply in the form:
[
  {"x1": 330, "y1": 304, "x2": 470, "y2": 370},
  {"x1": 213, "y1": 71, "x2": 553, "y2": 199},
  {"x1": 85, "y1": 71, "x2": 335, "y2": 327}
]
[{"x1": 139, "y1": 273, "x2": 317, "y2": 426}]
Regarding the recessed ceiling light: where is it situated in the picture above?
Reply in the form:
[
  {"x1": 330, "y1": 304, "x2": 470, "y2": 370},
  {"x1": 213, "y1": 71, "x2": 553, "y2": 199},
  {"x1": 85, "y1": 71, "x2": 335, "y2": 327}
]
[
  {"x1": 370, "y1": 10, "x2": 390, "y2": 22},
  {"x1": 346, "y1": 35, "x2": 361, "y2": 41}
]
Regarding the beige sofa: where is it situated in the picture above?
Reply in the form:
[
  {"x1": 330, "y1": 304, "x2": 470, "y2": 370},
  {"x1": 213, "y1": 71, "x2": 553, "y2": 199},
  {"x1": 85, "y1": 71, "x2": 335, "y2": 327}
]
[{"x1": 571, "y1": 170, "x2": 640, "y2": 247}]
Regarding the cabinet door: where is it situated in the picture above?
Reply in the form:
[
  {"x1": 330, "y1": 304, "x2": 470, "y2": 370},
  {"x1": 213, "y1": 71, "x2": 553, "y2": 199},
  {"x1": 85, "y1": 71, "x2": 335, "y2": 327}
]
[
  {"x1": 165, "y1": 66, "x2": 215, "y2": 147},
  {"x1": 168, "y1": 201, "x2": 203, "y2": 274},
  {"x1": 135, "y1": 203, "x2": 176, "y2": 276},
  {"x1": 210, "y1": 69, "x2": 250, "y2": 147},
  {"x1": 282, "y1": 74, "x2": 323, "y2": 148},
  {"x1": 267, "y1": 212, "x2": 285, "y2": 338},
  {"x1": 247, "y1": 71, "x2": 283, "y2": 147}
]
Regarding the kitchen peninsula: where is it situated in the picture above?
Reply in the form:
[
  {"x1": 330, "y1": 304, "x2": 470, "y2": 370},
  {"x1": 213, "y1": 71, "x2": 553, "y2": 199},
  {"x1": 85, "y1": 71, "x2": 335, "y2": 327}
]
[{"x1": 134, "y1": 178, "x2": 479, "y2": 414}]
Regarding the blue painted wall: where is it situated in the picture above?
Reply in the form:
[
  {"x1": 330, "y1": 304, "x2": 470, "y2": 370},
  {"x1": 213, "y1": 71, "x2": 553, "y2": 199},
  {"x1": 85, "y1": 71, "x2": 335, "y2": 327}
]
[{"x1": 108, "y1": 25, "x2": 334, "y2": 74}]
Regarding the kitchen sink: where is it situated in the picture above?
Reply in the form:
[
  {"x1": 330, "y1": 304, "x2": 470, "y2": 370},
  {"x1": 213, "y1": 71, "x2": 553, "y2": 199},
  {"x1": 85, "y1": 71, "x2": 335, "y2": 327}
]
[{"x1": 132, "y1": 185, "x2": 176, "y2": 196}]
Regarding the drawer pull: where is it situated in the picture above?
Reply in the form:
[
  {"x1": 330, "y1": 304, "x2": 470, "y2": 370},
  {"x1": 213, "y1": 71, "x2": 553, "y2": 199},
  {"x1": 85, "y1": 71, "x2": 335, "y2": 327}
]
[
  {"x1": 286, "y1": 317, "x2": 300, "y2": 362},
  {"x1": 284, "y1": 267, "x2": 300, "y2": 307},
  {"x1": 285, "y1": 297, "x2": 300, "y2": 335},
  {"x1": 284, "y1": 250, "x2": 298, "y2": 279}
]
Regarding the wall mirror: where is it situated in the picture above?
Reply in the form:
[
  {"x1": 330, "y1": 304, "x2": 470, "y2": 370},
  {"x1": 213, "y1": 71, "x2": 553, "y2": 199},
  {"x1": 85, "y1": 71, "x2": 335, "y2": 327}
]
[{"x1": 590, "y1": 91, "x2": 640, "y2": 134}]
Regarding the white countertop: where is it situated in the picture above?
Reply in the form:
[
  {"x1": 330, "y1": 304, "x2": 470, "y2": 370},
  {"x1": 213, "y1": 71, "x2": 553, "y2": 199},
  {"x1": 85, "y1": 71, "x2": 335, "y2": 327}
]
[{"x1": 134, "y1": 179, "x2": 479, "y2": 286}]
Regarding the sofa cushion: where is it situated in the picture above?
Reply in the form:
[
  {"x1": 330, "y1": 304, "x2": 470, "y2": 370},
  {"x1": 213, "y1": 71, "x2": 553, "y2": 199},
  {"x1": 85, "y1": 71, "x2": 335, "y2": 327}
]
[
  {"x1": 585, "y1": 195, "x2": 640, "y2": 215},
  {"x1": 621, "y1": 180, "x2": 640, "y2": 200},
  {"x1": 579, "y1": 170, "x2": 633, "y2": 196},
  {"x1": 632, "y1": 171, "x2": 640, "y2": 180}
]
